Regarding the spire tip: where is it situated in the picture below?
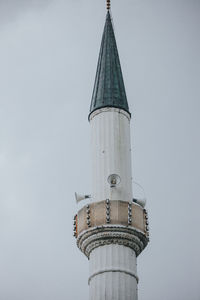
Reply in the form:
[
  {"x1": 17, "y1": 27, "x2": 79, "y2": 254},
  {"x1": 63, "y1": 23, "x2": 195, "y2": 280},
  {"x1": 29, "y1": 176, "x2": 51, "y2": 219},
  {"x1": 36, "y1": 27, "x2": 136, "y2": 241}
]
[{"x1": 107, "y1": 0, "x2": 110, "y2": 10}]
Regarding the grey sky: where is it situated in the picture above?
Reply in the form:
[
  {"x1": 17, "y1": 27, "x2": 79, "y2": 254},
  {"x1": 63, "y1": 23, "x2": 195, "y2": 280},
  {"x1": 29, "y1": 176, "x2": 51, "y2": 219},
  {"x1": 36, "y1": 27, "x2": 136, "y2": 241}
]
[
  {"x1": 0, "y1": 0, "x2": 53, "y2": 26},
  {"x1": 0, "y1": 0, "x2": 200, "y2": 299}
]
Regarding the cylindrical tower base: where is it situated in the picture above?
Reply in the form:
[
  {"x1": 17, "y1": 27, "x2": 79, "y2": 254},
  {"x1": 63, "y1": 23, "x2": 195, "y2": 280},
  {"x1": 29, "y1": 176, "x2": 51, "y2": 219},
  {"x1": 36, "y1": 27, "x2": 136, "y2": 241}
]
[{"x1": 89, "y1": 244, "x2": 138, "y2": 300}]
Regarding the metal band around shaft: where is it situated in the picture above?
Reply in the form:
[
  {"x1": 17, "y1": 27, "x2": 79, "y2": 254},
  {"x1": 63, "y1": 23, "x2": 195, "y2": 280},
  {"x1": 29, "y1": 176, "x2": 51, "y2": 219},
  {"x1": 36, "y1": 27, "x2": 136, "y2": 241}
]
[{"x1": 88, "y1": 269, "x2": 139, "y2": 285}]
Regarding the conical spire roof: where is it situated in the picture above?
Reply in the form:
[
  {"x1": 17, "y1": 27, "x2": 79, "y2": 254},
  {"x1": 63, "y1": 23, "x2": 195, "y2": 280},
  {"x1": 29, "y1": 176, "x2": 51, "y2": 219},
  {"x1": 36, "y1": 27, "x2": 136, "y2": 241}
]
[{"x1": 89, "y1": 11, "x2": 130, "y2": 117}]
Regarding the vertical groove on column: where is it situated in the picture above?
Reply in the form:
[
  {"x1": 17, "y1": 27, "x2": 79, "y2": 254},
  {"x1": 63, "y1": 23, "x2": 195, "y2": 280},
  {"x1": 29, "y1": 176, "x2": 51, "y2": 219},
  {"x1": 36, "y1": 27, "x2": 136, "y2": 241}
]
[{"x1": 89, "y1": 244, "x2": 138, "y2": 300}]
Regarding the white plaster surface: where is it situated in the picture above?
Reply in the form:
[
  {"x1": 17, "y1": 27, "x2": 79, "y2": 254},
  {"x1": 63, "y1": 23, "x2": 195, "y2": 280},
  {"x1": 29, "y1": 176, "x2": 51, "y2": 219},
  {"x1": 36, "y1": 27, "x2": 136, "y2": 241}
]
[
  {"x1": 89, "y1": 244, "x2": 138, "y2": 300},
  {"x1": 90, "y1": 108, "x2": 133, "y2": 202}
]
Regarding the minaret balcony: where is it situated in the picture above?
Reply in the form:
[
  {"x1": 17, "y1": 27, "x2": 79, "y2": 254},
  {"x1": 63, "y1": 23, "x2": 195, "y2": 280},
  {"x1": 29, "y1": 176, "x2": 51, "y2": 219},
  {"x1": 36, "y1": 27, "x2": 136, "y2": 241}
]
[{"x1": 73, "y1": 200, "x2": 149, "y2": 258}]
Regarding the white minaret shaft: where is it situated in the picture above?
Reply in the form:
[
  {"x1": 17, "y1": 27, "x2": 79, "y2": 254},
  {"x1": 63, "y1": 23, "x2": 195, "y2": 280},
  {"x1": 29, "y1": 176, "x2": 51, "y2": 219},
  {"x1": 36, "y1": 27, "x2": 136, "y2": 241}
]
[
  {"x1": 89, "y1": 244, "x2": 138, "y2": 300},
  {"x1": 90, "y1": 108, "x2": 132, "y2": 203},
  {"x1": 89, "y1": 107, "x2": 136, "y2": 299},
  {"x1": 74, "y1": 9, "x2": 149, "y2": 300}
]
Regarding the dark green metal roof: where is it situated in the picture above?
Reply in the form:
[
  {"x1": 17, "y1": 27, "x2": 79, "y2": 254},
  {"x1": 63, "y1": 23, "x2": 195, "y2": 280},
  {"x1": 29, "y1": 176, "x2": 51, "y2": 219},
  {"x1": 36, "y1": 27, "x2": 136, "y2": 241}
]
[{"x1": 89, "y1": 11, "x2": 130, "y2": 117}]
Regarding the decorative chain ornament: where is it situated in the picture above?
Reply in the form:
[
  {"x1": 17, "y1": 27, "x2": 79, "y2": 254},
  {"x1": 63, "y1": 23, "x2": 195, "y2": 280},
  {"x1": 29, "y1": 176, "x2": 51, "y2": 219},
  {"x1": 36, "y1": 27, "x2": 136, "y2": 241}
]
[
  {"x1": 86, "y1": 204, "x2": 91, "y2": 227},
  {"x1": 106, "y1": 199, "x2": 110, "y2": 223}
]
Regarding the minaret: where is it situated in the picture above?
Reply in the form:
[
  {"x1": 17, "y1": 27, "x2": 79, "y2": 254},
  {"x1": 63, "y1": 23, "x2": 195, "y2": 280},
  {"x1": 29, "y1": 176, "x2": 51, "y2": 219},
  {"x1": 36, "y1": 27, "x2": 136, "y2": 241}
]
[{"x1": 73, "y1": 3, "x2": 149, "y2": 299}]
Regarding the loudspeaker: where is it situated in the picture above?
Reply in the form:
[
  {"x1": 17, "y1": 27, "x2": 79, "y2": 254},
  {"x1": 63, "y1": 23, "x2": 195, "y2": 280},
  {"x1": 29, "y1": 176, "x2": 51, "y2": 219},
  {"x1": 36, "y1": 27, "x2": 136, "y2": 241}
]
[
  {"x1": 75, "y1": 193, "x2": 91, "y2": 204},
  {"x1": 133, "y1": 198, "x2": 146, "y2": 208},
  {"x1": 107, "y1": 174, "x2": 121, "y2": 188}
]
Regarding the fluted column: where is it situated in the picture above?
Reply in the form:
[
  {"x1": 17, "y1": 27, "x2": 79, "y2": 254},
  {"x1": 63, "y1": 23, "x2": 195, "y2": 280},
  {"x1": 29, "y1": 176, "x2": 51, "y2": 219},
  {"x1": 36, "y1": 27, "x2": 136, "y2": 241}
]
[
  {"x1": 90, "y1": 108, "x2": 132, "y2": 203},
  {"x1": 89, "y1": 244, "x2": 138, "y2": 300}
]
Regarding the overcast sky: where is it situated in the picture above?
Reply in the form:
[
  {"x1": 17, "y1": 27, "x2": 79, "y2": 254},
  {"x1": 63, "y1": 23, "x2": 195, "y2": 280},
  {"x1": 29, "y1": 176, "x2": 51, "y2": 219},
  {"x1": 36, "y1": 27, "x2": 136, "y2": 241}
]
[{"x1": 0, "y1": 0, "x2": 200, "y2": 299}]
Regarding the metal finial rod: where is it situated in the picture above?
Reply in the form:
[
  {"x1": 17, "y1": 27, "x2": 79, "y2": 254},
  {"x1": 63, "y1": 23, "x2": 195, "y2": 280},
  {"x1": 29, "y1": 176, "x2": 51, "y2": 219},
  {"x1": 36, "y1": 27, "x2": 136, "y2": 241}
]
[{"x1": 107, "y1": 0, "x2": 110, "y2": 10}]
